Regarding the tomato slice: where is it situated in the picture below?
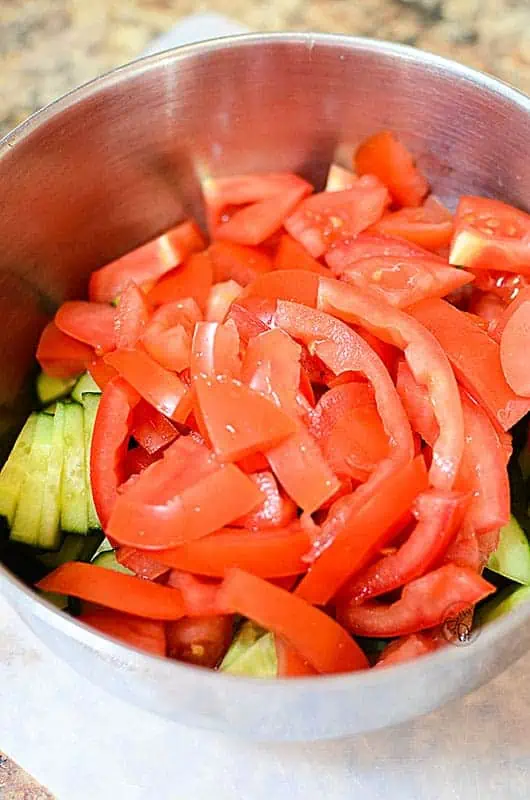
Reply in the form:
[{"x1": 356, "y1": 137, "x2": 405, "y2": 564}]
[
  {"x1": 207, "y1": 241, "x2": 273, "y2": 286},
  {"x1": 89, "y1": 220, "x2": 206, "y2": 303},
  {"x1": 233, "y1": 471, "x2": 298, "y2": 530},
  {"x1": 275, "y1": 637, "x2": 317, "y2": 677},
  {"x1": 409, "y1": 297, "x2": 530, "y2": 431},
  {"x1": 87, "y1": 356, "x2": 117, "y2": 390},
  {"x1": 104, "y1": 347, "x2": 191, "y2": 423},
  {"x1": 375, "y1": 633, "x2": 439, "y2": 668},
  {"x1": 273, "y1": 235, "x2": 330, "y2": 275},
  {"x1": 295, "y1": 456, "x2": 428, "y2": 605},
  {"x1": 337, "y1": 564, "x2": 494, "y2": 638},
  {"x1": 36, "y1": 321, "x2": 93, "y2": 378},
  {"x1": 37, "y1": 562, "x2": 187, "y2": 620},
  {"x1": 450, "y1": 196, "x2": 530, "y2": 274},
  {"x1": 130, "y1": 399, "x2": 179, "y2": 454},
  {"x1": 339, "y1": 489, "x2": 467, "y2": 604},
  {"x1": 284, "y1": 177, "x2": 390, "y2": 258},
  {"x1": 190, "y1": 321, "x2": 241, "y2": 382},
  {"x1": 124, "y1": 445, "x2": 162, "y2": 479},
  {"x1": 242, "y1": 327, "x2": 301, "y2": 412},
  {"x1": 206, "y1": 280, "x2": 243, "y2": 323},
  {"x1": 369, "y1": 197, "x2": 454, "y2": 252},
  {"x1": 218, "y1": 568, "x2": 369, "y2": 674},
  {"x1": 395, "y1": 360, "x2": 438, "y2": 446},
  {"x1": 107, "y1": 436, "x2": 264, "y2": 549},
  {"x1": 355, "y1": 131, "x2": 429, "y2": 208},
  {"x1": 442, "y1": 520, "x2": 482, "y2": 572},
  {"x1": 490, "y1": 286, "x2": 530, "y2": 342},
  {"x1": 55, "y1": 301, "x2": 116, "y2": 355},
  {"x1": 115, "y1": 284, "x2": 151, "y2": 349},
  {"x1": 326, "y1": 233, "x2": 441, "y2": 274},
  {"x1": 78, "y1": 607, "x2": 167, "y2": 656},
  {"x1": 90, "y1": 377, "x2": 139, "y2": 527},
  {"x1": 154, "y1": 524, "x2": 311, "y2": 578},
  {"x1": 241, "y1": 269, "x2": 320, "y2": 308},
  {"x1": 116, "y1": 546, "x2": 170, "y2": 581},
  {"x1": 166, "y1": 615, "x2": 233, "y2": 667},
  {"x1": 194, "y1": 376, "x2": 297, "y2": 462},
  {"x1": 147, "y1": 250, "x2": 213, "y2": 311},
  {"x1": 500, "y1": 299, "x2": 530, "y2": 395},
  {"x1": 166, "y1": 570, "x2": 224, "y2": 616}
]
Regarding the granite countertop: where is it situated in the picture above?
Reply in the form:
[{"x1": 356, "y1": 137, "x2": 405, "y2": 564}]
[{"x1": 2, "y1": 0, "x2": 530, "y2": 139}]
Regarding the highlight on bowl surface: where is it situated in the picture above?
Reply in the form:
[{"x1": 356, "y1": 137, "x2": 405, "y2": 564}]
[{"x1": 3, "y1": 129, "x2": 530, "y2": 677}]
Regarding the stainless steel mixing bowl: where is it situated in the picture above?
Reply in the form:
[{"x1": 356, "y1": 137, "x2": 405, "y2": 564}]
[{"x1": 1, "y1": 33, "x2": 530, "y2": 742}]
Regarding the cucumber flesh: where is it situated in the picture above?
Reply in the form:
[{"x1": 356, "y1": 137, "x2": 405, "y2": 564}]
[
  {"x1": 38, "y1": 403, "x2": 65, "y2": 549},
  {"x1": 91, "y1": 536, "x2": 114, "y2": 560},
  {"x1": 221, "y1": 632, "x2": 277, "y2": 678},
  {"x1": 10, "y1": 414, "x2": 54, "y2": 547},
  {"x1": 92, "y1": 549, "x2": 134, "y2": 575},
  {"x1": 487, "y1": 515, "x2": 530, "y2": 585},
  {"x1": 81, "y1": 393, "x2": 101, "y2": 530},
  {"x1": 38, "y1": 532, "x2": 103, "y2": 569},
  {"x1": 71, "y1": 373, "x2": 101, "y2": 405},
  {"x1": 36, "y1": 372, "x2": 75, "y2": 406},
  {"x1": 0, "y1": 414, "x2": 38, "y2": 525},
  {"x1": 480, "y1": 585, "x2": 530, "y2": 624},
  {"x1": 60, "y1": 403, "x2": 88, "y2": 534}
]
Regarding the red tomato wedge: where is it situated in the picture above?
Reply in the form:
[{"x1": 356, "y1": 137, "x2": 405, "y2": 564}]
[
  {"x1": 206, "y1": 280, "x2": 243, "y2": 323},
  {"x1": 166, "y1": 615, "x2": 233, "y2": 667},
  {"x1": 37, "y1": 321, "x2": 93, "y2": 378},
  {"x1": 190, "y1": 321, "x2": 241, "y2": 381},
  {"x1": 166, "y1": 570, "x2": 224, "y2": 617},
  {"x1": 78, "y1": 608, "x2": 167, "y2": 656},
  {"x1": 337, "y1": 564, "x2": 494, "y2": 638},
  {"x1": 87, "y1": 356, "x2": 117, "y2": 390},
  {"x1": 449, "y1": 196, "x2": 530, "y2": 274},
  {"x1": 370, "y1": 197, "x2": 454, "y2": 252},
  {"x1": 376, "y1": 633, "x2": 439, "y2": 668},
  {"x1": 330, "y1": 254, "x2": 473, "y2": 309},
  {"x1": 37, "y1": 562, "x2": 187, "y2": 620},
  {"x1": 218, "y1": 568, "x2": 368, "y2": 674},
  {"x1": 326, "y1": 233, "x2": 441, "y2": 274},
  {"x1": 241, "y1": 269, "x2": 320, "y2": 308},
  {"x1": 107, "y1": 436, "x2": 264, "y2": 549},
  {"x1": 242, "y1": 327, "x2": 301, "y2": 413},
  {"x1": 116, "y1": 547, "x2": 170, "y2": 581},
  {"x1": 90, "y1": 377, "x2": 139, "y2": 527},
  {"x1": 55, "y1": 301, "x2": 116, "y2": 355},
  {"x1": 317, "y1": 279, "x2": 464, "y2": 490},
  {"x1": 154, "y1": 525, "x2": 311, "y2": 578},
  {"x1": 130, "y1": 400, "x2": 179, "y2": 454},
  {"x1": 274, "y1": 235, "x2": 330, "y2": 275},
  {"x1": 207, "y1": 241, "x2": 273, "y2": 286},
  {"x1": 147, "y1": 250, "x2": 213, "y2": 311},
  {"x1": 142, "y1": 323, "x2": 191, "y2": 373},
  {"x1": 124, "y1": 445, "x2": 162, "y2": 479},
  {"x1": 115, "y1": 284, "x2": 151, "y2": 349},
  {"x1": 89, "y1": 220, "x2": 206, "y2": 303},
  {"x1": 194, "y1": 376, "x2": 297, "y2": 462},
  {"x1": 395, "y1": 360, "x2": 438, "y2": 446},
  {"x1": 233, "y1": 471, "x2": 298, "y2": 530},
  {"x1": 284, "y1": 177, "x2": 390, "y2": 258},
  {"x1": 443, "y1": 520, "x2": 482, "y2": 572},
  {"x1": 339, "y1": 489, "x2": 467, "y2": 604},
  {"x1": 500, "y1": 300, "x2": 530, "y2": 395},
  {"x1": 408, "y1": 297, "x2": 530, "y2": 431},
  {"x1": 104, "y1": 348, "x2": 191, "y2": 423},
  {"x1": 295, "y1": 455, "x2": 428, "y2": 605},
  {"x1": 490, "y1": 286, "x2": 530, "y2": 342},
  {"x1": 275, "y1": 637, "x2": 317, "y2": 677},
  {"x1": 355, "y1": 131, "x2": 429, "y2": 208}
]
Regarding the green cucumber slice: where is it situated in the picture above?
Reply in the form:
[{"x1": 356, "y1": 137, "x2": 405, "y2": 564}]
[
  {"x1": 71, "y1": 373, "x2": 101, "y2": 405},
  {"x1": 36, "y1": 372, "x2": 76, "y2": 406},
  {"x1": 60, "y1": 403, "x2": 88, "y2": 534},
  {"x1": 0, "y1": 414, "x2": 38, "y2": 525},
  {"x1": 10, "y1": 413, "x2": 54, "y2": 547},
  {"x1": 480, "y1": 585, "x2": 530, "y2": 624},
  {"x1": 81, "y1": 393, "x2": 101, "y2": 530},
  {"x1": 92, "y1": 549, "x2": 134, "y2": 575},
  {"x1": 487, "y1": 515, "x2": 530, "y2": 585},
  {"x1": 38, "y1": 403, "x2": 66, "y2": 549}
]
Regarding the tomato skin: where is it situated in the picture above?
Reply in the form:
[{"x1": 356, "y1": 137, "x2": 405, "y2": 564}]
[
  {"x1": 55, "y1": 301, "x2": 116, "y2": 355},
  {"x1": 337, "y1": 564, "x2": 494, "y2": 638},
  {"x1": 37, "y1": 321, "x2": 93, "y2": 378},
  {"x1": 79, "y1": 608, "x2": 167, "y2": 656},
  {"x1": 450, "y1": 196, "x2": 530, "y2": 274},
  {"x1": 218, "y1": 568, "x2": 369, "y2": 674},
  {"x1": 166, "y1": 615, "x2": 233, "y2": 667},
  {"x1": 147, "y1": 250, "x2": 213, "y2": 311},
  {"x1": 369, "y1": 197, "x2": 454, "y2": 252},
  {"x1": 284, "y1": 178, "x2": 390, "y2": 258},
  {"x1": 89, "y1": 220, "x2": 206, "y2": 303},
  {"x1": 355, "y1": 130, "x2": 429, "y2": 208},
  {"x1": 274, "y1": 234, "x2": 330, "y2": 275}
]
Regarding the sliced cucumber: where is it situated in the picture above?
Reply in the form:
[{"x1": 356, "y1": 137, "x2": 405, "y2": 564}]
[
  {"x1": 71, "y1": 373, "x2": 101, "y2": 405},
  {"x1": 219, "y1": 620, "x2": 265, "y2": 671},
  {"x1": 10, "y1": 413, "x2": 54, "y2": 547},
  {"x1": 480, "y1": 585, "x2": 530, "y2": 624},
  {"x1": 221, "y1": 632, "x2": 277, "y2": 678},
  {"x1": 37, "y1": 402, "x2": 65, "y2": 549},
  {"x1": 92, "y1": 549, "x2": 134, "y2": 575},
  {"x1": 0, "y1": 414, "x2": 38, "y2": 525},
  {"x1": 38, "y1": 532, "x2": 102, "y2": 569},
  {"x1": 91, "y1": 536, "x2": 114, "y2": 560},
  {"x1": 487, "y1": 515, "x2": 530, "y2": 585},
  {"x1": 36, "y1": 372, "x2": 76, "y2": 406},
  {"x1": 81, "y1": 393, "x2": 101, "y2": 530},
  {"x1": 60, "y1": 403, "x2": 88, "y2": 534}
]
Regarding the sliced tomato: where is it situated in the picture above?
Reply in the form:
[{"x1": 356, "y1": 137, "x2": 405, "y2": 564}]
[
  {"x1": 130, "y1": 400, "x2": 178, "y2": 454},
  {"x1": 449, "y1": 196, "x2": 530, "y2": 274},
  {"x1": 468, "y1": 290, "x2": 506, "y2": 329},
  {"x1": 206, "y1": 280, "x2": 243, "y2": 323},
  {"x1": 89, "y1": 220, "x2": 206, "y2": 303},
  {"x1": 241, "y1": 269, "x2": 320, "y2": 308},
  {"x1": 355, "y1": 131, "x2": 429, "y2": 207},
  {"x1": 242, "y1": 327, "x2": 301, "y2": 412},
  {"x1": 147, "y1": 250, "x2": 213, "y2": 311},
  {"x1": 273, "y1": 235, "x2": 330, "y2": 275},
  {"x1": 442, "y1": 520, "x2": 482, "y2": 572},
  {"x1": 104, "y1": 347, "x2": 191, "y2": 423},
  {"x1": 284, "y1": 177, "x2": 390, "y2": 258},
  {"x1": 194, "y1": 376, "x2": 297, "y2": 462},
  {"x1": 370, "y1": 197, "x2": 454, "y2": 252},
  {"x1": 375, "y1": 633, "x2": 439, "y2": 668},
  {"x1": 218, "y1": 568, "x2": 368, "y2": 674},
  {"x1": 471, "y1": 270, "x2": 529, "y2": 306},
  {"x1": 408, "y1": 297, "x2": 530, "y2": 431},
  {"x1": 332, "y1": 254, "x2": 472, "y2": 309},
  {"x1": 78, "y1": 607, "x2": 167, "y2": 656},
  {"x1": 490, "y1": 286, "x2": 530, "y2": 342},
  {"x1": 166, "y1": 570, "x2": 224, "y2": 616},
  {"x1": 55, "y1": 301, "x2": 116, "y2": 355},
  {"x1": 155, "y1": 524, "x2": 310, "y2": 578},
  {"x1": 395, "y1": 360, "x2": 438, "y2": 446},
  {"x1": 90, "y1": 377, "x2": 139, "y2": 527},
  {"x1": 37, "y1": 562, "x2": 187, "y2": 620},
  {"x1": 190, "y1": 321, "x2": 241, "y2": 382},
  {"x1": 87, "y1": 356, "x2": 117, "y2": 390},
  {"x1": 275, "y1": 637, "x2": 317, "y2": 677},
  {"x1": 142, "y1": 323, "x2": 191, "y2": 373},
  {"x1": 148, "y1": 297, "x2": 202, "y2": 332},
  {"x1": 36, "y1": 321, "x2": 93, "y2": 378},
  {"x1": 114, "y1": 283, "x2": 151, "y2": 349},
  {"x1": 116, "y1": 546, "x2": 171, "y2": 581},
  {"x1": 124, "y1": 445, "x2": 162, "y2": 479},
  {"x1": 233, "y1": 471, "x2": 298, "y2": 529},
  {"x1": 107, "y1": 436, "x2": 264, "y2": 549},
  {"x1": 326, "y1": 233, "x2": 441, "y2": 274},
  {"x1": 295, "y1": 456, "x2": 428, "y2": 605},
  {"x1": 500, "y1": 299, "x2": 530, "y2": 395},
  {"x1": 207, "y1": 241, "x2": 273, "y2": 286},
  {"x1": 337, "y1": 564, "x2": 494, "y2": 638},
  {"x1": 166, "y1": 615, "x2": 233, "y2": 667},
  {"x1": 339, "y1": 489, "x2": 467, "y2": 604}
]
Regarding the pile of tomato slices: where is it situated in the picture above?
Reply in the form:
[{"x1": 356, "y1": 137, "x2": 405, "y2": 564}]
[{"x1": 37, "y1": 129, "x2": 530, "y2": 675}]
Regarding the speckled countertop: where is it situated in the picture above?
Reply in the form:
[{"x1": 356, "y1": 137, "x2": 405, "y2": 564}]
[{"x1": 2, "y1": 0, "x2": 530, "y2": 139}]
